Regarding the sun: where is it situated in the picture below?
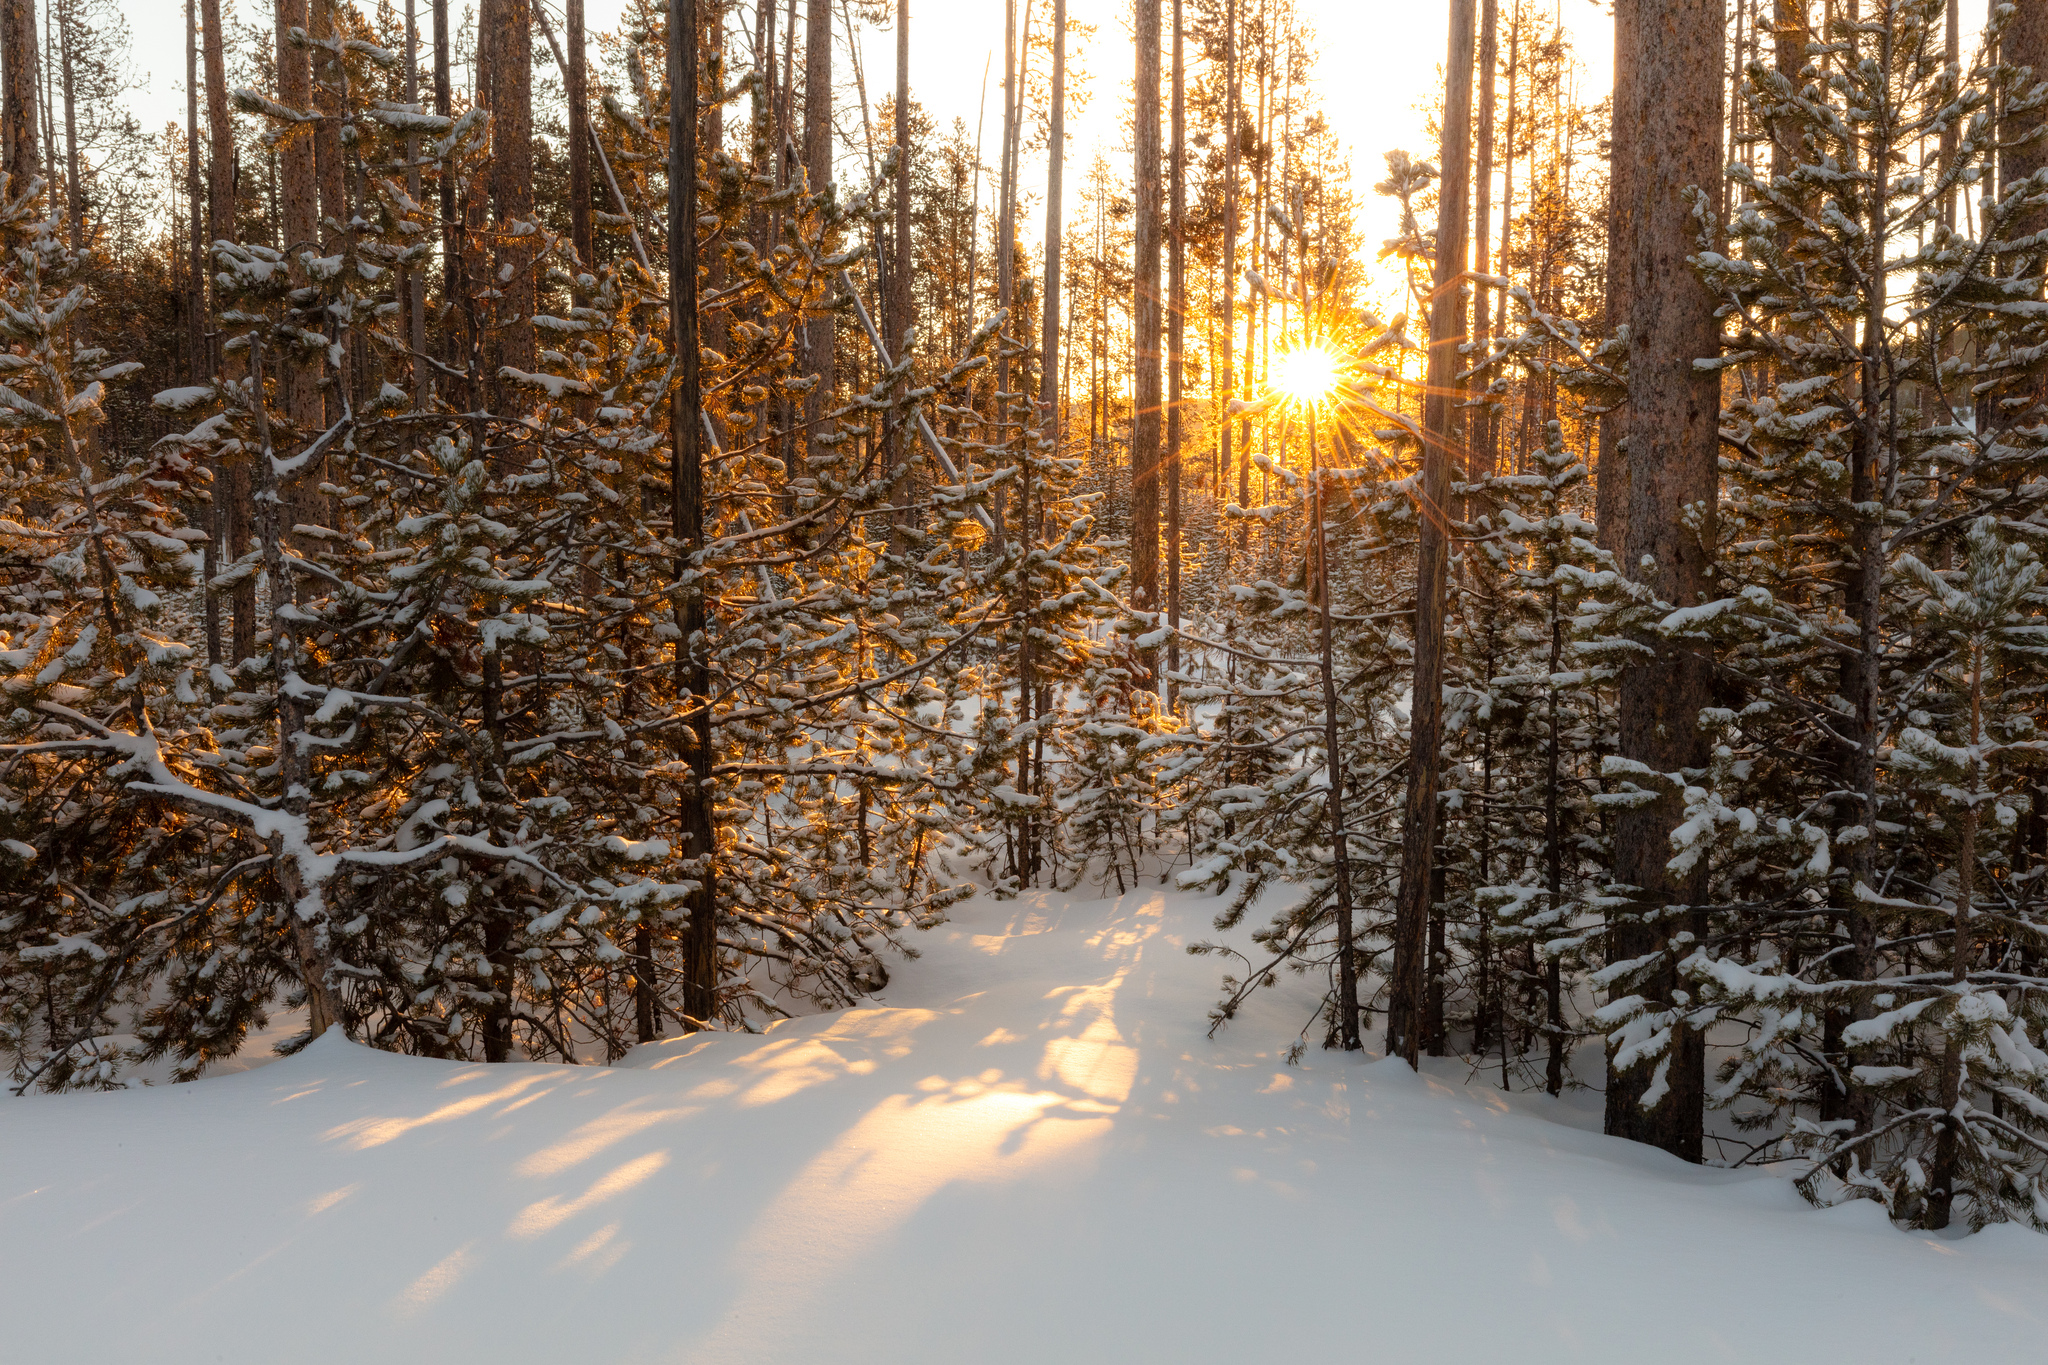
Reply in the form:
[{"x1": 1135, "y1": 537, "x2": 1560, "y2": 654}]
[{"x1": 1271, "y1": 344, "x2": 1340, "y2": 404}]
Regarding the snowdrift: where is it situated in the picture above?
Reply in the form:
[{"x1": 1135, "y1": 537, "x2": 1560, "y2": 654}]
[{"x1": 5, "y1": 885, "x2": 2045, "y2": 1363}]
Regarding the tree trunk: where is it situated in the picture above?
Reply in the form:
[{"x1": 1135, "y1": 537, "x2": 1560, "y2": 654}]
[
  {"x1": 202, "y1": 0, "x2": 234, "y2": 285},
  {"x1": 802, "y1": 0, "x2": 833, "y2": 459},
  {"x1": 1472, "y1": 0, "x2": 1497, "y2": 483},
  {"x1": 1387, "y1": 0, "x2": 1475, "y2": 1067},
  {"x1": 275, "y1": 0, "x2": 319, "y2": 428},
  {"x1": 1131, "y1": 0, "x2": 1162, "y2": 682},
  {"x1": 1604, "y1": 0, "x2": 1724, "y2": 1165},
  {"x1": 0, "y1": 0, "x2": 38, "y2": 187},
  {"x1": 567, "y1": 0, "x2": 593, "y2": 279},
  {"x1": 1165, "y1": 0, "x2": 1183, "y2": 707},
  {"x1": 891, "y1": 0, "x2": 914, "y2": 531},
  {"x1": 186, "y1": 0, "x2": 206, "y2": 380},
  {"x1": 1219, "y1": 0, "x2": 1236, "y2": 555},
  {"x1": 1595, "y1": 0, "x2": 1635, "y2": 552},
  {"x1": 671, "y1": 0, "x2": 718, "y2": 1031},
  {"x1": 491, "y1": 0, "x2": 536, "y2": 393}
]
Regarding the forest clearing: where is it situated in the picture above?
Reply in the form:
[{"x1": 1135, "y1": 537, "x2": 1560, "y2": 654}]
[{"x1": 5, "y1": 0, "x2": 2048, "y2": 1350}]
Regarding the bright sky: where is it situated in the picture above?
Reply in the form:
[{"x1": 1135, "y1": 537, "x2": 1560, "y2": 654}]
[
  {"x1": 116, "y1": 0, "x2": 1602, "y2": 265},
  {"x1": 114, "y1": 0, "x2": 1990, "y2": 306}
]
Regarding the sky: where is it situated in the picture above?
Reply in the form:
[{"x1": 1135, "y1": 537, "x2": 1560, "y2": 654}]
[
  {"x1": 113, "y1": 0, "x2": 1612, "y2": 278},
  {"x1": 109, "y1": 0, "x2": 1988, "y2": 308}
]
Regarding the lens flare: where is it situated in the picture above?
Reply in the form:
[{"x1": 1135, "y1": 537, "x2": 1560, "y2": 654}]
[{"x1": 1272, "y1": 345, "x2": 1340, "y2": 404}]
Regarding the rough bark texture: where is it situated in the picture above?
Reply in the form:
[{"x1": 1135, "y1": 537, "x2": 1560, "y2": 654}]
[
  {"x1": 1131, "y1": 0, "x2": 1162, "y2": 662},
  {"x1": 1595, "y1": 0, "x2": 1635, "y2": 554},
  {"x1": 1387, "y1": 0, "x2": 1474, "y2": 1066},
  {"x1": 1040, "y1": 0, "x2": 1063, "y2": 429},
  {"x1": 202, "y1": 0, "x2": 234, "y2": 270},
  {"x1": 567, "y1": 0, "x2": 592, "y2": 278},
  {"x1": 1219, "y1": 0, "x2": 1235, "y2": 545},
  {"x1": 891, "y1": 0, "x2": 914, "y2": 525},
  {"x1": 490, "y1": 0, "x2": 537, "y2": 391},
  {"x1": 311, "y1": 0, "x2": 346, "y2": 254},
  {"x1": 1166, "y1": 0, "x2": 1183, "y2": 698},
  {"x1": 2008, "y1": 0, "x2": 2047, "y2": 290},
  {"x1": 670, "y1": 0, "x2": 717, "y2": 1031},
  {"x1": 0, "y1": 0, "x2": 38, "y2": 186},
  {"x1": 1472, "y1": 0, "x2": 1497, "y2": 483},
  {"x1": 801, "y1": 0, "x2": 832, "y2": 457},
  {"x1": 1605, "y1": 0, "x2": 1724, "y2": 1164}
]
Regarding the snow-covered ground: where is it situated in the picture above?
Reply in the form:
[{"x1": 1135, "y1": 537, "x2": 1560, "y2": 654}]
[{"x1": 6, "y1": 883, "x2": 2046, "y2": 1363}]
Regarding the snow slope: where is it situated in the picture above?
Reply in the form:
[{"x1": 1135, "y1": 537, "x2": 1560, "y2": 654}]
[{"x1": 5, "y1": 885, "x2": 2046, "y2": 1363}]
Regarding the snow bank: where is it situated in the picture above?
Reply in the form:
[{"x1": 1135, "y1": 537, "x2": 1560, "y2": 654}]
[{"x1": 5, "y1": 886, "x2": 2045, "y2": 1363}]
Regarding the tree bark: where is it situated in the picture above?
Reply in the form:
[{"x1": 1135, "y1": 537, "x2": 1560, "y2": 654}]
[
  {"x1": 1166, "y1": 0, "x2": 1183, "y2": 706},
  {"x1": 0, "y1": 0, "x2": 38, "y2": 187},
  {"x1": 1604, "y1": 0, "x2": 1724, "y2": 1164},
  {"x1": 891, "y1": 0, "x2": 914, "y2": 528},
  {"x1": 1595, "y1": 0, "x2": 1636, "y2": 553},
  {"x1": 802, "y1": 0, "x2": 833, "y2": 458},
  {"x1": 1387, "y1": 0, "x2": 1475, "y2": 1067},
  {"x1": 491, "y1": 0, "x2": 537, "y2": 392},
  {"x1": 1131, "y1": 0, "x2": 1162, "y2": 682},
  {"x1": 671, "y1": 0, "x2": 718, "y2": 1031},
  {"x1": 1472, "y1": 0, "x2": 1497, "y2": 483},
  {"x1": 567, "y1": 0, "x2": 593, "y2": 280},
  {"x1": 1219, "y1": 0, "x2": 1236, "y2": 550},
  {"x1": 186, "y1": 0, "x2": 206, "y2": 380}
]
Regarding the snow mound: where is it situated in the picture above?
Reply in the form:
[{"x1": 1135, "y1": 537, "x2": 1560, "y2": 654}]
[{"x1": 4, "y1": 886, "x2": 2045, "y2": 1363}]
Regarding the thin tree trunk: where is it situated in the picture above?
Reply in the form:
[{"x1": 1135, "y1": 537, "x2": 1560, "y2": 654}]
[
  {"x1": 1605, "y1": 0, "x2": 1723, "y2": 1164},
  {"x1": 802, "y1": 0, "x2": 833, "y2": 459},
  {"x1": 568, "y1": 0, "x2": 593, "y2": 280},
  {"x1": 1595, "y1": 0, "x2": 1633, "y2": 550},
  {"x1": 1926, "y1": 641, "x2": 1983, "y2": 1229},
  {"x1": 1131, "y1": 0, "x2": 1162, "y2": 683},
  {"x1": 1472, "y1": 0, "x2": 1497, "y2": 482},
  {"x1": 403, "y1": 0, "x2": 427, "y2": 404},
  {"x1": 1163, "y1": 0, "x2": 1184, "y2": 708},
  {"x1": 672, "y1": 0, "x2": 717, "y2": 1031},
  {"x1": 891, "y1": 0, "x2": 914, "y2": 532},
  {"x1": 1220, "y1": 0, "x2": 1236, "y2": 550},
  {"x1": 1388, "y1": 0, "x2": 1475, "y2": 1067}
]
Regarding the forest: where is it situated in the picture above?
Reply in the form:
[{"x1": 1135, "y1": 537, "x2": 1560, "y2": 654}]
[{"x1": 2, "y1": 0, "x2": 2048, "y2": 1267}]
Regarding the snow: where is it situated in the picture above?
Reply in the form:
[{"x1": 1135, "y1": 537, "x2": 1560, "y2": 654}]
[{"x1": 7, "y1": 884, "x2": 2048, "y2": 1362}]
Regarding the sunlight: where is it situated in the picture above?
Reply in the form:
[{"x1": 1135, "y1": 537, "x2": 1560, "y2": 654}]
[{"x1": 1271, "y1": 344, "x2": 1340, "y2": 404}]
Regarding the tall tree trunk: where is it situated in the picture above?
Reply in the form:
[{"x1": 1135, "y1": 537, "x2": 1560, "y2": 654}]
[
  {"x1": 890, "y1": 0, "x2": 913, "y2": 529},
  {"x1": 57, "y1": 0, "x2": 75, "y2": 247},
  {"x1": 1165, "y1": 0, "x2": 1183, "y2": 707},
  {"x1": 672, "y1": 0, "x2": 718, "y2": 1031},
  {"x1": 203, "y1": 0, "x2": 236, "y2": 674},
  {"x1": 0, "y1": 0, "x2": 38, "y2": 187},
  {"x1": 202, "y1": 0, "x2": 234, "y2": 287},
  {"x1": 1472, "y1": 0, "x2": 1497, "y2": 482},
  {"x1": 567, "y1": 0, "x2": 593, "y2": 279},
  {"x1": 186, "y1": 0, "x2": 206, "y2": 381},
  {"x1": 1040, "y1": 0, "x2": 1063, "y2": 441},
  {"x1": 1131, "y1": 0, "x2": 1162, "y2": 683},
  {"x1": 403, "y1": 0, "x2": 427, "y2": 404},
  {"x1": 1387, "y1": 0, "x2": 1475, "y2": 1067},
  {"x1": 1595, "y1": 0, "x2": 1635, "y2": 551},
  {"x1": 491, "y1": 0, "x2": 537, "y2": 395},
  {"x1": 275, "y1": 0, "x2": 319, "y2": 425},
  {"x1": 1219, "y1": 0, "x2": 1236, "y2": 554},
  {"x1": 802, "y1": 0, "x2": 833, "y2": 459},
  {"x1": 1605, "y1": 0, "x2": 1723, "y2": 1164},
  {"x1": 311, "y1": 0, "x2": 345, "y2": 256}
]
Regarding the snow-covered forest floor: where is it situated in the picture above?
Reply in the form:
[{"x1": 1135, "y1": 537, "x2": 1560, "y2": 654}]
[{"x1": 6, "y1": 881, "x2": 2045, "y2": 1363}]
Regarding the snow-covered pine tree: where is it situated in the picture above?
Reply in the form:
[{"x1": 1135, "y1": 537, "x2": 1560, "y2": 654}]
[{"x1": 1628, "y1": 0, "x2": 2048, "y2": 1223}]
